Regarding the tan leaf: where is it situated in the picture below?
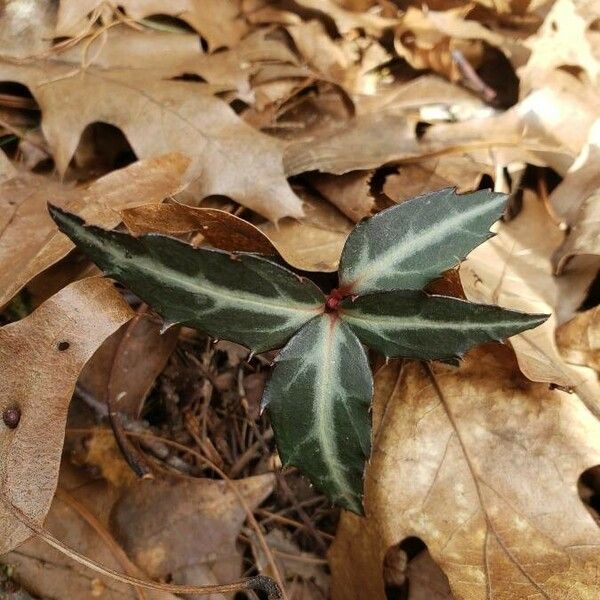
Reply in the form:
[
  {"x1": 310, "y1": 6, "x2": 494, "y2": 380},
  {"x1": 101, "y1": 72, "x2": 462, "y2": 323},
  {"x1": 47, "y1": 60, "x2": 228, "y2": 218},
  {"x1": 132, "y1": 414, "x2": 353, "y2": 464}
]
[
  {"x1": 0, "y1": 152, "x2": 188, "y2": 308},
  {"x1": 0, "y1": 58, "x2": 304, "y2": 221},
  {"x1": 259, "y1": 193, "x2": 353, "y2": 272},
  {"x1": 383, "y1": 156, "x2": 490, "y2": 203},
  {"x1": 423, "y1": 75, "x2": 600, "y2": 176},
  {"x1": 111, "y1": 475, "x2": 275, "y2": 589},
  {"x1": 310, "y1": 170, "x2": 375, "y2": 222},
  {"x1": 121, "y1": 202, "x2": 278, "y2": 254},
  {"x1": 56, "y1": 0, "x2": 248, "y2": 50},
  {"x1": 394, "y1": 6, "x2": 507, "y2": 81},
  {"x1": 57, "y1": 26, "x2": 298, "y2": 102},
  {"x1": 520, "y1": 0, "x2": 600, "y2": 93},
  {"x1": 294, "y1": 0, "x2": 397, "y2": 36},
  {"x1": 550, "y1": 119, "x2": 600, "y2": 225},
  {"x1": 0, "y1": 278, "x2": 133, "y2": 554},
  {"x1": 557, "y1": 307, "x2": 600, "y2": 375},
  {"x1": 460, "y1": 193, "x2": 600, "y2": 415},
  {"x1": 284, "y1": 112, "x2": 419, "y2": 175},
  {"x1": 4, "y1": 462, "x2": 178, "y2": 600},
  {"x1": 330, "y1": 345, "x2": 600, "y2": 599}
]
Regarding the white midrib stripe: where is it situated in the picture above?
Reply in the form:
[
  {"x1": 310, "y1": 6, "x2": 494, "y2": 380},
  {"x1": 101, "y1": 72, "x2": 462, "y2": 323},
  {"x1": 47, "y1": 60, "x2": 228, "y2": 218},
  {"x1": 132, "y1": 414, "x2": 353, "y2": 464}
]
[
  {"x1": 85, "y1": 227, "x2": 321, "y2": 316},
  {"x1": 343, "y1": 311, "x2": 528, "y2": 331},
  {"x1": 315, "y1": 318, "x2": 352, "y2": 500},
  {"x1": 350, "y1": 200, "x2": 496, "y2": 288}
]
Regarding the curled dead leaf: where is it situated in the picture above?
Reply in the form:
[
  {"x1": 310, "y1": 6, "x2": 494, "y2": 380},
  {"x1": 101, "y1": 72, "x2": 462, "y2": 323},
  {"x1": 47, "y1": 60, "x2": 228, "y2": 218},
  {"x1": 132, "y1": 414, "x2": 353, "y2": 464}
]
[{"x1": 121, "y1": 202, "x2": 278, "y2": 254}]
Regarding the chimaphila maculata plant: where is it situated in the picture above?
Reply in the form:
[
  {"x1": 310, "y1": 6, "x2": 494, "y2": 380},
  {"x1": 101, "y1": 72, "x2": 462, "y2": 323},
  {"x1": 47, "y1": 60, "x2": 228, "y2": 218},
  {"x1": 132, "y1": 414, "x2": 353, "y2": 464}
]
[{"x1": 49, "y1": 188, "x2": 547, "y2": 514}]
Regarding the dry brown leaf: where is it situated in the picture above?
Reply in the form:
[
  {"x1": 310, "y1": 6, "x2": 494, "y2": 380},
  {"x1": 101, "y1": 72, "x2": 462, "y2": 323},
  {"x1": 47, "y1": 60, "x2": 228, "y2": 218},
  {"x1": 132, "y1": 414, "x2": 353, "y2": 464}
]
[
  {"x1": 310, "y1": 170, "x2": 375, "y2": 222},
  {"x1": 5, "y1": 462, "x2": 178, "y2": 600},
  {"x1": 121, "y1": 202, "x2": 278, "y2": 254},
  {"x1": 0, "y1": 58, "x2": 304, "y2": 221},
  {"x1": 520, "y1": 0, "x2": 600, "y2": 93},
  {"x1": 383, "y1": 156, "x2": 490, "y2": 202},
  {"x1": 0, "y1": 152, "x2": 188, "y2": 309},
  {"x1": 56, "y1": 0, "x2": 248, "y2": 50},
  {"x1": 394, "y1": 6, "x2": 507, "y2": 81},
  {"x1": 330, "y1": 345, "x2": 600, "y2": 599},
  {"x1": 259, "y1": 193, "x2": 353, "y2": 272},
  {"x1": 284, "y1": 112, "x2": 419, "y2": 175},
  {"x1": 554, "y1": 192, "x2": 600, "y2": 271},
  {"x1": 0, "y1": 0, "x2": 56, "y2": 58},
  {"x1": 422, "y1": 74, "x2": 600, "y2": 176},
  {"x1": 250, "y1": 529, "x2": 329, "y2": 599},
  {"x1": 58, "y1": 26, "x2": 299, "y2": 102},
  {"x1": 460, "y1": 192, "x2": 600, "y2": 415},
  {"x1": 111, "y1": 475, "x2": 275, "y2": 590},
  {"x1": 286, "y1": 20, "x2": 390, "y2": 95},
  {"x1": 294, "y1": 0, "x2": 397, "y2": 36},
  {"x1": 0, "y1": 278, "x2": 133, "y2": 555},
  {"x1": 550, "y1": 120, "x2": 600, "y2": 225},
  {"x1": 557, "y1": 307, "x2": 600, "y2": 376}
]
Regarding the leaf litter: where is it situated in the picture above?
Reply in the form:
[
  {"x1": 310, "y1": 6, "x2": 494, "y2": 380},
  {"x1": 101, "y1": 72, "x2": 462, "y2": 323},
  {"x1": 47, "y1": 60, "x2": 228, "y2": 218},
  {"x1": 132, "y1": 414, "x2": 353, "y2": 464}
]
[{"x1": 0, "y1": 0, "x2": 599, "y2": 598}]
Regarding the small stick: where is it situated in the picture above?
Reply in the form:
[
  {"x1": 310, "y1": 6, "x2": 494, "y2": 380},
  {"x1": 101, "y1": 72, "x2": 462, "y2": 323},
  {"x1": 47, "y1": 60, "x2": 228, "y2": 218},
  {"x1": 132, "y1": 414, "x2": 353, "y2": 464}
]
[{"x1": 451, "y1": 49, "x2": 497, "y2": 102}]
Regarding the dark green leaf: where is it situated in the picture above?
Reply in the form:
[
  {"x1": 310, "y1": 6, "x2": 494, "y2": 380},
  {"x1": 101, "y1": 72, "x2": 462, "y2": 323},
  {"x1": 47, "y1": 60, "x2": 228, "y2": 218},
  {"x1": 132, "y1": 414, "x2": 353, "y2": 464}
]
[
  {"x1": 263, "y1": 314, "x2": 373, "y2": 513},
  {"x1": 49, "y1": 206, "x2": 325, "y2": 353},
  {"x1": 340, "y1": 291, "x2": 548, "y2": 361},
  {"x1": 338, "y1": 188, "x2": 507, "y2": 295}
]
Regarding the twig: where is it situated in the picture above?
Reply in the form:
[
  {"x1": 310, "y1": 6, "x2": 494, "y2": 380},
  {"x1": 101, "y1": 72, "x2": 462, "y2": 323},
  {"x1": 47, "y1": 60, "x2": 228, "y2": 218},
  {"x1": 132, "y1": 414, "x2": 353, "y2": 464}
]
[
  {"x1": 107, "y1": 306, "x2": 154, "y2": 479},
  {"x1": 451, "y1": 49, "x2": 496, "y2": 102}
]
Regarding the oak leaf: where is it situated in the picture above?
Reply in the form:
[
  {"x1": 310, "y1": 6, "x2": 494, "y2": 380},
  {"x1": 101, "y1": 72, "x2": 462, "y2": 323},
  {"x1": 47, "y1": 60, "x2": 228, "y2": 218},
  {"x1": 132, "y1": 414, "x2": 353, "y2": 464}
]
[
  {"x1": 330, "y1": 345, "x2": 600, "y2": 599},
  {"x1": 0, "y1": 58, "x2": 304, "y2": 221}
]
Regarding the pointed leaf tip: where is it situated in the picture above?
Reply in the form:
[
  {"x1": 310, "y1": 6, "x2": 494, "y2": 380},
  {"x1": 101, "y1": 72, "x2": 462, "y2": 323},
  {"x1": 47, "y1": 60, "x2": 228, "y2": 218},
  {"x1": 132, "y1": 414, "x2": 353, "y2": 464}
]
[
  {"x1": 338, "y1": 188, "x2": 508, "y2": 295},
  {"x1": 340, "y1": 290, "x2": 549, "y2": 362},
  {"x1": 48, "y1": 206, "x2": 326, "y2": 353},
  {"x1": 264, "y1": 314, "x2": 372, "y2": 514}
]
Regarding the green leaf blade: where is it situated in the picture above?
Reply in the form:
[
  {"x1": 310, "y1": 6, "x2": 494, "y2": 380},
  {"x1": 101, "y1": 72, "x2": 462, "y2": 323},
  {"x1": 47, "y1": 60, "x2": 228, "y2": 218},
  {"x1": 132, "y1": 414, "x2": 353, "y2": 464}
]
[
  {"x1": 49, "y1": 206, "x2": 325, "y2": 353},
  {"x1": 340, "y1": 291, "x2": 548, "y2": 362},
  {"x1": 263, "y1": 314, "x2": 373, "y2": 513},
  {"x1": 338, "y1": 188, "x2": 508, "y2": 295}
]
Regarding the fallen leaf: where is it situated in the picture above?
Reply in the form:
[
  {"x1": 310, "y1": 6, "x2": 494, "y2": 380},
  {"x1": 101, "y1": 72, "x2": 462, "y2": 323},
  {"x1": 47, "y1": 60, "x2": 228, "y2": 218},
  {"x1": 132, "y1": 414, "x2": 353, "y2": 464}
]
[
  {"x1": 121, "y1": 202, "x2": 278, "y2": 254},
  {"x1": 383, "y1": 156, "x2": 490, "y2": 203},
  {"x1": 330, "y1": 345, "x2": 600, "y2": 599},
  {"x1": 111, "y1": 475, "x2": 275, "y2": 590},
  {"x1": 557, "y1": 307, "x2": 600, "y2": 375},
  {"x1": 422, "y1": 75, "x2": 600, "y2": 176},
  {"x1": 0, "y1": 58, "x2": 304, "y2": 221},
  {"x1": 284, "y1": 112, "x2": 419, "y2": 175},
  {"x1": 459, "y1": 192, "x2": 600, "y2": 414},
  {"x1": 259, "y1": 193, "x2": 353, "y2": 272},
  {"x1": 5, "y1": 462, "x2": 179, "y2": 600},
  {"x1": 0, "y1": 152, "x2": 188, "y2": 308},
  {"x1": 56, "y1": 0, "x2": 248, "y2": 50},
  {"x1": 250, "y1": 529, "x2": 329, "y2": 599},
  {"x1": 0, "y1": 0, "x2": 55, "y2": 58},
  {"x1": 310, "y1": 171, "x2": 375, "y2": 222},
  {"x1": 549, "y1": 119, "x2": 600, "y2": 225},
  {"x1": 294, "y1": 0, "x2": 397, "y2": 36},
  {"x1": 57, "y1": 26, "x2": 299, "y2": 102},
  {"x1": 394, "y1": 6, "x2": 506, "y2": 82},
  {"x1": 0, "y1": 277, "x2": 133, "y2": 554},
  {"x1": 520, "y1": 0, "x2": 600, "y2": 93},
  {"x1": 554, "y1": 192, "x2": 600, "y2": 272}
]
